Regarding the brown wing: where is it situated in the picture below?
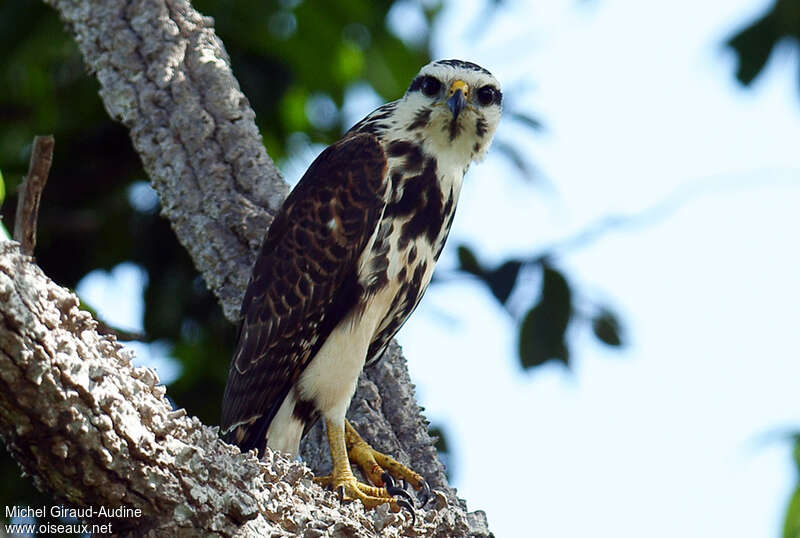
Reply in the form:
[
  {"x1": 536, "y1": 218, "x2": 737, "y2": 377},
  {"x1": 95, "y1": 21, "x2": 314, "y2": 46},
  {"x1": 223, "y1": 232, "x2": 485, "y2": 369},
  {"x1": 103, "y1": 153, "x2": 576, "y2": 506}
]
[{"x1": 220, "y1": 133, "x2": 388, "y2": 455}]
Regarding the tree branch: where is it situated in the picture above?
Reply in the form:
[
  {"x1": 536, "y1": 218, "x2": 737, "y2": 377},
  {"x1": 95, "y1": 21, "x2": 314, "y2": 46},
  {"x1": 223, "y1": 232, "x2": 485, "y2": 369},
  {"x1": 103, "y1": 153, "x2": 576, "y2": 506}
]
[
  {"x1": 45, "y1": 0, "x2": 287, "y2": 322},
  {"x1": 0, "y1": 0, "x2": 492, "y2": 534},
  {"x1": 13, "y1": 135, "x2": 54, "y2": 256}
]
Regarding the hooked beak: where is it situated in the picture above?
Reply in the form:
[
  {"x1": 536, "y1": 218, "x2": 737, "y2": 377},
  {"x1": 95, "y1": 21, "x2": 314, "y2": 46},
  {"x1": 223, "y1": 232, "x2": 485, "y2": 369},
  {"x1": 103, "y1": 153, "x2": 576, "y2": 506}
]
[{"x1": 446, "y1": 79, "x2": 469, "y2": 119}]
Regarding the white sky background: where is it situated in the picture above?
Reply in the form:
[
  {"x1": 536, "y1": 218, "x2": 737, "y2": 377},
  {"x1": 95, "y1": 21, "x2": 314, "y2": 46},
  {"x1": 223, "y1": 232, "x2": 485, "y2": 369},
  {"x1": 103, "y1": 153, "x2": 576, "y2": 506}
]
[{"x1": 77, "y1": 0, "x2": 800, "y2": 536}]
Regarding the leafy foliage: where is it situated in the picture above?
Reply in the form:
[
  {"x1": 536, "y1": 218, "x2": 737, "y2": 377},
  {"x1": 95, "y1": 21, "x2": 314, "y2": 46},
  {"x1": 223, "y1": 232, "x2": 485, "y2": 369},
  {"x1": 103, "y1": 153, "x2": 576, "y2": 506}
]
[
  {"x1": 727, "y1": 3, "x2": 800, "y2": 532},
  {"x1": 726, "y1": 0, "x2": 800, "y2": 89},
  {"x1": 456, "y1": 246, "x2": 523, "y2": 305},
  {"x1": 518, "y1": 266, "x2": 572, "y2": 368},
  {"x1": 592, "y1": 309, "x2": 623, "y2": 347},
  {"x1": 456, "y1": 245, "x2": 623, "y2": 370},
  {"x1": 784, "y1": 436, "x2": 800, "y2": 538}
]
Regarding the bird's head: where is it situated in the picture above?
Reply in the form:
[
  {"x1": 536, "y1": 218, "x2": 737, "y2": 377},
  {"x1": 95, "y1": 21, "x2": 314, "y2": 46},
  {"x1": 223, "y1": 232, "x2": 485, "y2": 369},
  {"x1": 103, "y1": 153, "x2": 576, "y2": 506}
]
[{"x1": 400, "y1": 59, "x2": 502, "y2": 166}]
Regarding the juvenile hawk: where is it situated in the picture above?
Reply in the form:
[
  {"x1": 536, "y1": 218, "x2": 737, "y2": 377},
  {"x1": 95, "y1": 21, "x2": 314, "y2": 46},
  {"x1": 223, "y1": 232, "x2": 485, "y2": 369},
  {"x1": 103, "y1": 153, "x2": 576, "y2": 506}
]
[{"x1": 221, "y1": 59, "x2": 502, "y2": 513}]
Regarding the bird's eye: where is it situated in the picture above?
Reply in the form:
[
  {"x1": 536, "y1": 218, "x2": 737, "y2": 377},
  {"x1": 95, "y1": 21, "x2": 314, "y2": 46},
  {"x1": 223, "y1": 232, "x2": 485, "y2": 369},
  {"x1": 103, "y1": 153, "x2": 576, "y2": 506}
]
[
  {"x1": 420, "y1": 76, "x2": 441, "y2": 97},
  {"x1": 476, "y1": 85, "x2": 500, "y2": 106}
]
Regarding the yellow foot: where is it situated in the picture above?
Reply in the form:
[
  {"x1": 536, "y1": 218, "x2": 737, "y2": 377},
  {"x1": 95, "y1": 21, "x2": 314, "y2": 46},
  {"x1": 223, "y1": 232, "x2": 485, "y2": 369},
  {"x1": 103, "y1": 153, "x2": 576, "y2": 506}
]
[
  {"x1": 345, "y1": 420, "x2": 431, "y2": 502},
  {"x1": 313, "y1": 473, "x2": 411, "y2": 511},
  {"x1": 315, "y1": 418, "x2": 425, "y2": 523}
]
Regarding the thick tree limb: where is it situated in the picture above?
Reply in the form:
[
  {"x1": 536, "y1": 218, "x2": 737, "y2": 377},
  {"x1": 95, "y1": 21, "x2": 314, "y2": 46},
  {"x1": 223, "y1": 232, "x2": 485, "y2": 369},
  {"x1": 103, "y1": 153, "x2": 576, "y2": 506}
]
[
  {"x1": 0, "y1": 241, "x2": 475, "y2": 536},
  {"x1": 0, "y1": 241, "x2": 489, "y2": 536},
  {"x1": 44, "y1": 0, "x2": 286, "y2": 322},
  {"x1": 0, "y1": 0, "x2": 492, "y2": 535}
]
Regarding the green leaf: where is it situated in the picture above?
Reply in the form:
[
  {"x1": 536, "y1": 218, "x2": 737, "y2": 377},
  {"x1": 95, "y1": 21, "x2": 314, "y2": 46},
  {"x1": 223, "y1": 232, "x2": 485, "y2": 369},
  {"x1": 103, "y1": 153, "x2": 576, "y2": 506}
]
[
  {"x1": 780, "y1": 434, "x2": 800, "y2": 538},
  {"x1": 457, "y1": 247, "x2": 521, "y2": 304},
  {"x1": 519, "y1": 303, "x2": 569, "y2": 369},
  {"x1": 541, "y1": 266, "x2": 571, "y2": 305},
  {"x1": 726, "y1": 10, "x2": 779, "y2": 86},
  {"x1": 518, "y1": 266, "x2": 573, "y2": 369},
  {"x1": 457, "y1": 244, "x2": 483, "y2": 276},
  {"x1": 280, "y1": 86, "x2": 309, "y2": 132},
  {"x1": 485, "y1": 259, "x2": 522, "y2": 304},
  {"x1": 334, "y1": 40, "x2": 365, "y2": 84},
  {"x1": 592, "y1": 308, "x2": 623, "y2": 347},
  {"x1": 785, "y1": 487, "x2": 800, "y2": 538}
]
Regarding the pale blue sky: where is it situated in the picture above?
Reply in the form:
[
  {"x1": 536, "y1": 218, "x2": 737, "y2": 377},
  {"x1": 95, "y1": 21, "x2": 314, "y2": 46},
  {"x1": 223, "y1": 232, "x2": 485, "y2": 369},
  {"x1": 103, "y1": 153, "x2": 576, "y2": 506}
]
[
  {"x1": 78, "y1": 0, "x2": 800, "y2": 536},
  {"x1": 401, "y1": 0, "x2": 800, "y2": 536}
]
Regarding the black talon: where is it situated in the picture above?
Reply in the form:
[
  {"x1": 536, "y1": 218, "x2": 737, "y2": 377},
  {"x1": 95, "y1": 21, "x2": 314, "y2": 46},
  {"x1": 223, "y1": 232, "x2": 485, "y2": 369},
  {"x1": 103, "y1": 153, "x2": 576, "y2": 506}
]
[
  {"x1": 337, "y1": 485, "x2": 345, "y2": 504},
  {"x1": 418, "y1": 478, "x2": 432, "y2": 507},
  {"x1": 401, "y1": 478, "x2": 409, "y2": 491},
  {"x1": 382, "y1": 471, "x2": 415, "y2": 506},
  {"x1": 386, "y1": 481, "x2": 415, "y2": 505},
  {"x1": 396, "y1": 497, "x2": 416, "y2": 526}
]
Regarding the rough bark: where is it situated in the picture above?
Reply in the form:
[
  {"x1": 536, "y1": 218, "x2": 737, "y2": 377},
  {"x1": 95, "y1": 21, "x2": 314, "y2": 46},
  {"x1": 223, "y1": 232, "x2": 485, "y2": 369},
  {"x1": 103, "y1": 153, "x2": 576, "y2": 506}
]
[
  {"x1": 0, "y1": 241, "x2": 488, "y2": 536},
  {"x1": 0, "y1": 0, "x2": 492, "y2": 535},
  {"x1": 45, "y1": 0, "x2": 286, "y2": 322}
]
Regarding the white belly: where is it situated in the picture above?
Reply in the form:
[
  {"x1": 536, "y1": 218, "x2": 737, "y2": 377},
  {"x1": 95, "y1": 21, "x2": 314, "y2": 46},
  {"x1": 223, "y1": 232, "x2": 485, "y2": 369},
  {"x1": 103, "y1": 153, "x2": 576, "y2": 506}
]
[{"x1": 296, "y1": 284, "x2": 397, "y2": 424}]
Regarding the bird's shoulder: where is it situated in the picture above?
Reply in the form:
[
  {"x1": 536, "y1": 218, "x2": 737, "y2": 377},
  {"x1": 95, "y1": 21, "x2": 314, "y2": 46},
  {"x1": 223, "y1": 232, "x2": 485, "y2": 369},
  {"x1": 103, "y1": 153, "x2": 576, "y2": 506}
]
[{"x1": 265, "y1": 132, "x2": 388, "y2": 243}]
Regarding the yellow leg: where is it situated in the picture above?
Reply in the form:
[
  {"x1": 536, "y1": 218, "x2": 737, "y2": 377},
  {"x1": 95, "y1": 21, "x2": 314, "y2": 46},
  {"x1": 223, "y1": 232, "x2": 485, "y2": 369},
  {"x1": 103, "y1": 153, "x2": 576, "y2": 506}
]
[
  {"x1": 344, "y1": 420, "x2": 427, "y2": 493},
  {"x1": 314, "y1": 418, "x2": 406, "y2": 511}
]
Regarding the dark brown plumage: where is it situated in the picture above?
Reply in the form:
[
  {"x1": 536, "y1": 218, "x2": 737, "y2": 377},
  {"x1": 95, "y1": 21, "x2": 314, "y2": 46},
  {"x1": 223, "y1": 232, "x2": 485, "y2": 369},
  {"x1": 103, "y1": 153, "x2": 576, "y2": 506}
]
[{"x1": 221, "y1": 133, "x2": 387, "y2": 453}]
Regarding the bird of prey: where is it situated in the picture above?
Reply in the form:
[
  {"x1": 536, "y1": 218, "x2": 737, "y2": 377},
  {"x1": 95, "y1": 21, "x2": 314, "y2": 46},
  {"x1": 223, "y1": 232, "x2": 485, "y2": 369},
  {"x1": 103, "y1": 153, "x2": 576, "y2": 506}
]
[{"x1": 221, "y1": 59, "x2": 502, "y2": 513}]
